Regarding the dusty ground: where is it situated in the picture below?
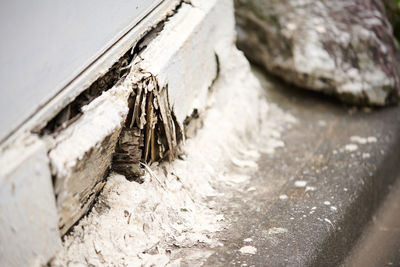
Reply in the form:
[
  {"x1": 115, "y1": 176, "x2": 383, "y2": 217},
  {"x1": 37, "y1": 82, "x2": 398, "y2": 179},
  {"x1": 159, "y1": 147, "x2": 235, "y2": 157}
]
[{"x1": 51, "y1": 49, "x2": 295, "y2": 266}]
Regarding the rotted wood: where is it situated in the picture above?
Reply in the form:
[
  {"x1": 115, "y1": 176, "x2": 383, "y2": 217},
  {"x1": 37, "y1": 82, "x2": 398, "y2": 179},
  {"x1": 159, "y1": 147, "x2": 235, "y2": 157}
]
[{"x1": 112, "y1": 70, "x2": 182, "y2": 180}]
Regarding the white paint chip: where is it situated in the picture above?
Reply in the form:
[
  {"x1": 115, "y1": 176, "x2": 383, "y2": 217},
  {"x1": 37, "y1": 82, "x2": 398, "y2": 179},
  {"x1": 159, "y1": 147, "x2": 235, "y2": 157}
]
[
  {"x1": 350, "y1": 136, "x2": 368, "y2": 144},
  {"x1": 247, "y1": 186, "x2": 256, "y2": 192},
  {"x1": 323, "y1": 201, "x2": 331, "y2": 206},
  {"x1": 324, "y1": 218, "x2": 334, "y2": 228},
  {"x1": 294, "y1": 180, "x2": 307, "y2": 187},
  {"x1": 345, "y1": 144, "x2": 358, "y2": 152},
  {"x1": 243, "y1": 238, "x2": 253, "y2": 243},
  {"x1": 215, "y1": 214, "x2": 225, "y2": 222},
  {"x1": 330, "y1": 206, "x2": 337, "y2": 211},
  {"x1": 350, "y1": 136, "x2": 377, "y2": 144},
  {"x1": 279, "y1": 194, "x2": 288, "y2": 200},
  {"x1": 239, "y1": 246, "x2": 257, "y2": 255},
  {"x1": 266, "y1": 227, "x2": 288, "y2": 235},
  {"x1": 362, "y1": 153, "x2": 370, "y2": 159},
  {"x1": 305, "y1": 186, "x2": 316, "y2": 192}
]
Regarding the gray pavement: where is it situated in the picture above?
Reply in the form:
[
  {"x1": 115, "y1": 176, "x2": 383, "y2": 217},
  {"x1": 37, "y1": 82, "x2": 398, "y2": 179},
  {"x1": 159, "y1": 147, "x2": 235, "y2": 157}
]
[{"x1": 201, "y1": 68, "x2": 400, "y2": 266}]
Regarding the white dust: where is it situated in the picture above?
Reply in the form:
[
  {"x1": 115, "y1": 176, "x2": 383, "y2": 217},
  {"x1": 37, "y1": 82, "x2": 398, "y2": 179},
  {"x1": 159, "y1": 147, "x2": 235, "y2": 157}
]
[{"x1": 52, "y1": 48, "x2": 295, "y2": 266}]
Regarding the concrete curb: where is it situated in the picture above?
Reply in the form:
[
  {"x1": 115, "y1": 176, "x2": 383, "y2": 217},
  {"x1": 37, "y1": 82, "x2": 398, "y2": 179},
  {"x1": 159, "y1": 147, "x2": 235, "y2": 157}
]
[{"x1": 204, "y1": 69, "x2": 400, "y2": 266}]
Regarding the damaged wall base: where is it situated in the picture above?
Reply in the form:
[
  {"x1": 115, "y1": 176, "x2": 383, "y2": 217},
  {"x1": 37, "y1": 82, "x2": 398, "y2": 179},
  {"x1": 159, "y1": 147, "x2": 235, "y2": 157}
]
[
  {"x1": 46, "y1": 0, "x2": 232, "y2": 237},
  {"x1": 0, "y1": 0, "x2": 266, "y2": 265},
  {"x1": 51, "y1": 29, "x2": 296, "y2": 267}
]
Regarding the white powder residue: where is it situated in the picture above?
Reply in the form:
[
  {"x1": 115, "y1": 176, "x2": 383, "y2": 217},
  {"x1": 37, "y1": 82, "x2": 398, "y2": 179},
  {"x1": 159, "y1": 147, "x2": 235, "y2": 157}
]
[
  {"x1": 51, "y1": 47, "x2": 295, "y2": 265},
  {"x1": 239, "y1": 246, "x2": 257, "y2": 255},
  {"x1": 350, "y1": 136, "x2": 368, "y2": 144},
  {"x1": 345, "y1": 144, "x2": 358, "y2": 152},
  {"x1": 362, "y1": 153, "x2": 371, "y2": 159},
  {"x1": 350, "y1": 135, "x2": 377, "y2": 144},
  {"x1": 305, "y1": 186, "x2": 316, "y2": 192}
]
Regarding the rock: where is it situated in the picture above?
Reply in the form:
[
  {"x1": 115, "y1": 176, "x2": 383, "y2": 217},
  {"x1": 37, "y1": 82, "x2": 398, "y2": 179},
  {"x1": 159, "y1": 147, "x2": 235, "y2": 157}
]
[{"x1": 235, "y1": 0, "x2": 400, "y2": 105}]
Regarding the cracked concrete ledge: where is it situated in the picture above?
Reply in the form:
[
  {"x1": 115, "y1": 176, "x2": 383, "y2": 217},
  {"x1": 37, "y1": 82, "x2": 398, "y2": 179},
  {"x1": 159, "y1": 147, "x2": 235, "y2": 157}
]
[
  {"x1": 0, "y1": 136, "x2": 61, "y2": 267},
  {"x1": 47, "y1": 85, "x2": 132, "y2": 235}
]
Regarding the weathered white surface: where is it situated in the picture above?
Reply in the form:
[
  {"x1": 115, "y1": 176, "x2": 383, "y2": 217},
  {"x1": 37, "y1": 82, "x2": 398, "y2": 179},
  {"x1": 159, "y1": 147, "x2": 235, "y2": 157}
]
[
  {"x1": 48, "y1": 85, "x2": 131, "y2": 235},
  {"x1": 0, "y1": 136, "x2": 61, "y2": 266}
]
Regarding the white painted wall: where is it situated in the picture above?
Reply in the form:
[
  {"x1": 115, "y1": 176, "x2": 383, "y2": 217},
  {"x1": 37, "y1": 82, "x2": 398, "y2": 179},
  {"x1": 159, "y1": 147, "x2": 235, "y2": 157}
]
[{"x1": 0, "y1": 0, "x2": 162, "y2": 143}]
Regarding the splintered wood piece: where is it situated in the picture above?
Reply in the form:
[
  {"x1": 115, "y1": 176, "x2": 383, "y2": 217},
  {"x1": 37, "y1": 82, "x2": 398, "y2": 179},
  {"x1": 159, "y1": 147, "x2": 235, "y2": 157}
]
[
  {"x1": 144, "y1": 92, "x2": 155, "y2": 162},
  {"x1": 138, "y1": 86, "x2": 147, "y2": 129},
  {"x1": 112, "y1": 70, "x2": 183, "y2": 179},
  {"x1": 131, "y1": 84, "x2": 142, "y2": 128},
  {"x1": 155, "y1": 86, "x2": 177, "y2": 160}
]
